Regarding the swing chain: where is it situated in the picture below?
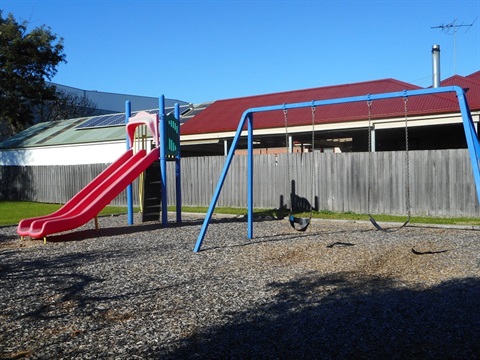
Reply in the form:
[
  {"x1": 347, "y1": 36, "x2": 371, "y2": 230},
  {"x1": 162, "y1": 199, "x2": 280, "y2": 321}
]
[
  {"x1": 310, "y1": 104, "x2": 316, "y2": 213},
  {"x1": 283, "y1": 106, "x2": 292, "y2": 211},
  {"x1": 403, "y1": 96, "x2": 411, "y2": 217}
]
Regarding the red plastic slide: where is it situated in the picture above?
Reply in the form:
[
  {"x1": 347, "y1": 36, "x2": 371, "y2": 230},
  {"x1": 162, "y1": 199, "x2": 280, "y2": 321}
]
[{"x1": 17, "y1": 147, "x2": 160, "y2": 240}]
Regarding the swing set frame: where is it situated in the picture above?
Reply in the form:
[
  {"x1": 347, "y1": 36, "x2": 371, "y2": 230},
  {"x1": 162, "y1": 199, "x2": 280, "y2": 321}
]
[{"x1": 193, "y1": 86, "x2": 480, "y2": 252}]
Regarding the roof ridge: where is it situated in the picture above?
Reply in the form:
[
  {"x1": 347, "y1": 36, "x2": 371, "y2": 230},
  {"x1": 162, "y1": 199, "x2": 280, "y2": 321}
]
[
  {"x1": 214, "y1": 78, "x2": 421, "y2": 103},
  {"x1": 466, "y1": 70, "x2": 480, "y2": 79},
  {"x1": 442, "y1": 73, "x2": 480, "y2": 87}
]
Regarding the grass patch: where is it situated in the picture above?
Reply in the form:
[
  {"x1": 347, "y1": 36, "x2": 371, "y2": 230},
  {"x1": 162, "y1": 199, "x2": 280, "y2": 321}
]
[
  {"x1": 2, "y1": 202, "x2": 479, "y2": 227},
  {"x1": 0, "y1": 201, "x2": 133, "y2": 226},
  {"x1": 176, "y1": 206, "x2": 480, "y2": 226}
]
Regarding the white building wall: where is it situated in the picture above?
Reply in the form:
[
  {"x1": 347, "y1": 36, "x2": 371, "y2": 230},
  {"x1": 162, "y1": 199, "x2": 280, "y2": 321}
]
[{"x1": 0, "y1": 141, "x2": 127, "y2": 166}]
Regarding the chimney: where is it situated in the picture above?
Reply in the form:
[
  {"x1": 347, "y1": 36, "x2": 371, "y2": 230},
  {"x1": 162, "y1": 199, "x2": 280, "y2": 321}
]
[{"x1": 432, "y1": 45, "x2": 441, "y2": 88}]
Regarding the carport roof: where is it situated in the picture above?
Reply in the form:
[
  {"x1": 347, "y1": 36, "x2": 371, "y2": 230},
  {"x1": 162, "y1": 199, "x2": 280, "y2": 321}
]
[
  {"x1": 0, "y1": 116, "x2": 127, "y2": 149},
  {"x1": 0, "y1": 105, "x2": 193, "y2": 150}
]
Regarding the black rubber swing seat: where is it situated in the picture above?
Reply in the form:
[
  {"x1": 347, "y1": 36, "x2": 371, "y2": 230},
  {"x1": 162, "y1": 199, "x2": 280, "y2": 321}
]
[
  {"x1": 369, "y1": 215, "x2": 410, "y2": 232},
  {"x1": 289, "y1": 215, "x2": 311, "y2": 232}
]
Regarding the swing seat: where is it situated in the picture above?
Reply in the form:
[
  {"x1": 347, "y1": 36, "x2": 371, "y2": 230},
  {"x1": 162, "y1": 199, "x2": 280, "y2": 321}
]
[
  {"x1": 289, "y1": 215, "x2": 311, "y2": 232},
  {"x1": 369, "y1": 215, "x2": 410, "y2": 232}
]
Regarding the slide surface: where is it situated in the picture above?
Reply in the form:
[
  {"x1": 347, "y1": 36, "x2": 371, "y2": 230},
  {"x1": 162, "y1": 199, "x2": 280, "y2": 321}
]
[{"x1": 17, "y1": 147, "x2": 160, "y2": 239}]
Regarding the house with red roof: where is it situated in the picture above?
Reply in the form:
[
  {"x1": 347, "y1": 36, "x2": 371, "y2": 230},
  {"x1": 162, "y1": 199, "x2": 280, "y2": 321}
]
[{"x1": 179, "y1": 72, "x2": 480, "y2": 156}]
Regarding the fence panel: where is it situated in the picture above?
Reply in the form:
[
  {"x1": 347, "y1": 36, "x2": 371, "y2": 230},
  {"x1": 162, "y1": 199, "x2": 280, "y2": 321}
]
[{"x1": 1, "y1": 149, "x2": 479, "y2": 218}]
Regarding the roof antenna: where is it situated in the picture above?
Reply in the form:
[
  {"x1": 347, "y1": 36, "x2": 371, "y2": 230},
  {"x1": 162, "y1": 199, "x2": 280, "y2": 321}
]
[{"x1": 431, "y1": 17, "x2": 477, "y2": 74}]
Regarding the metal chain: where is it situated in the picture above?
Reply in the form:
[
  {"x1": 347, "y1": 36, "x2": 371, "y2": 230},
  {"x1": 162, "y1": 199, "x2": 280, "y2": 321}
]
[
  {"x1": 366, "y1": 100, "x2": 373, "y2": 215},
  {"x1": 404, "y1": 97, "x2": 411, "y2": 217},
  {"x1": 283, "y1": 107, "x2": 292, "y2": 211},
  {"x1": 310, "y1": 104, "x2": 316, "y2": 214}
]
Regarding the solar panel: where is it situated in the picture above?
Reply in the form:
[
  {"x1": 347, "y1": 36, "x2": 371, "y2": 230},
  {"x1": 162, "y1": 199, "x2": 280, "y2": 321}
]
[
  {"x1": 165, "y1": 105, "x2": 190, "y2": 116},
  {"x1": 76, "y1": 106, "x2": 190, "y2": 130},
  {"x1": 76, "y1": 113, "x2": 124, "y2": 129},
  {"x1": 180, "y1": 102, "x2": 212, "y2": 124},
  {"x1": 76, "y1": 109, "x2": 160, "y2": 130},
  {"x1": 180, "y1": 104, "x2": 191, "y2": 114}
]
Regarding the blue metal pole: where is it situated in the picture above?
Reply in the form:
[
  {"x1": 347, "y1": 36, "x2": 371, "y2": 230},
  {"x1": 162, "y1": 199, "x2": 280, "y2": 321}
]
[
  {"x1": 174, "y1": 103, "x2": 182, "y2": 223},
  {"x1": 125, "y1": 100, "x2": 134, "y2": 225},
  {"x1": 159, "y1": 95, "x2": 168, "y2": 227},
  {"x1": 455, "y1": 88, "x2": 480, "y2": 204},
  {"x1": 193, "y1": 112, "x2": 251, "y2": 252},
  {"x1": 247, "y1": 113, "x2": 254, "y2": 239}
]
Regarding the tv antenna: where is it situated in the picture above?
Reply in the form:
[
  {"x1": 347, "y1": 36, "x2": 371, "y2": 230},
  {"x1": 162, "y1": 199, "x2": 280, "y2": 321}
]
[{"x1": 431, "y1": 17, "x2": 477, "y2": 74}]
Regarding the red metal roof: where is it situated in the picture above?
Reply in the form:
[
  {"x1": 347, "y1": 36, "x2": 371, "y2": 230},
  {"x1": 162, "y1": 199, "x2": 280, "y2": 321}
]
[
  {"x1": 467, "y1": 70, "x2": 480, "y2": 83},
  {"x1": 441, "y1": 74, "x2": 480, "y2": 108},
  {"x1": 181, "y1": 76, "x2": 480, "y2": 136}
]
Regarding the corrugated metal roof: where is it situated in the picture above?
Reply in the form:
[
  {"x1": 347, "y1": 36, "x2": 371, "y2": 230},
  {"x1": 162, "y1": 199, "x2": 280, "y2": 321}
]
[
  {"x1": 2, "y1": 74, "x2": 479, "y2": 150},
  {"x1": 0, "y1": 104, "x2": 193, "y2": 149},
  {"x1": 466, "y1": 70, "x2": 480, "y2": 83},
  {"x1": 180, "y1": 77, "x2": 475, "y2": 136},
  {"x1": 440, "y1": 74, "x2": 480, "y2": 108},
  {"x1": 0, "y1": 117, "x2": 127, "y2": 149}
]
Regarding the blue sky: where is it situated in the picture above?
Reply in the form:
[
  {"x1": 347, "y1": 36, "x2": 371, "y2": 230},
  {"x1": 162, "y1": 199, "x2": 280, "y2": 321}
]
[{"x1": 1, "y1": 0, "x2": 480, "y2": 104}]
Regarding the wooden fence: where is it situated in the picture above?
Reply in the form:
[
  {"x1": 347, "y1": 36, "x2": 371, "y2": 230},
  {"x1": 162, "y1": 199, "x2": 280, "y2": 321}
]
[{"x1": 1, "y1": 149, "x2": 479, "y2": 218}]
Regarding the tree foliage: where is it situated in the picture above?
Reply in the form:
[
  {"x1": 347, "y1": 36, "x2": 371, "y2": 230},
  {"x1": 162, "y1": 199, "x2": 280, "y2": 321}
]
[
  {"x1": 40, "y1": 90, "x2": 98, "y2": 122},
  {"x1": 0, "y1": 11, "x2": 66, "y2": 137}
]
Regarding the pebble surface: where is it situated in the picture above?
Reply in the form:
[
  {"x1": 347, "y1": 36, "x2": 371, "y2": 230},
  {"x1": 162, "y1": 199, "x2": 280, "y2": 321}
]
[{"x1": 1, "y1": 214, "x2": 479, "y2": 359}]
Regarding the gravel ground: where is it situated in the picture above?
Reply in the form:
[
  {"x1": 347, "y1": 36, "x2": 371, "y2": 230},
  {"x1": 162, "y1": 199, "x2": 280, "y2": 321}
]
[{"x1": 1, "y1": 213, "x2": 479, "y2": 359}]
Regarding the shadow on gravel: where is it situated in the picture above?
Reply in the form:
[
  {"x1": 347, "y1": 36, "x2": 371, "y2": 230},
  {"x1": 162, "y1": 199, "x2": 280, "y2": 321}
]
[
  {"x1": 203, "y1": 227, "x2": 373, "y2": 252},
  {"x1": 0, "y1": 251, "x2": 105, "y2": 320},
  {"x1": 44, "y1": 222, "x2": 164, "y2": 243},
  {"x1": 163, "y1": 273, "x2": 480, "y2": 359},
  {"x1": 38, "y1": 215, "x2": 278, "y2": 244},
  {"x1": 1, "y1": 245, "x2": 479, "y2": 359}
]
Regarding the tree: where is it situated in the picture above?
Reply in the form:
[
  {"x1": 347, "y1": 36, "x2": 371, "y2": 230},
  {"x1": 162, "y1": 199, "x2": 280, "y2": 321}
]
[
  {"x1": 40, "y1": 89, "x2": 98, "y2": 122},
  {"x1": 0, "y1": 11, "x2": 66, "y2": 138}
]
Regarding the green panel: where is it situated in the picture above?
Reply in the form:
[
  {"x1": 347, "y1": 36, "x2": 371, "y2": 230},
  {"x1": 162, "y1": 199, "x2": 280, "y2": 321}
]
[{"x1": 166, "y1": 114, "x2": 179, "y2": 159}]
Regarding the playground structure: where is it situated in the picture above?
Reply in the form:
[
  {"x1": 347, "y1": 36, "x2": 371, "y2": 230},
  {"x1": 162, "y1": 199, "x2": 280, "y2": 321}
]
[
  {"x1": 125, "y1": 96, "x2": 182, "y2": 226},
  {"x1": 17, "y1": 95, "x2": 181, "y2": 243},
  {"x1": 194, "y1": 86, "x2": 480, "y2": 252}
]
